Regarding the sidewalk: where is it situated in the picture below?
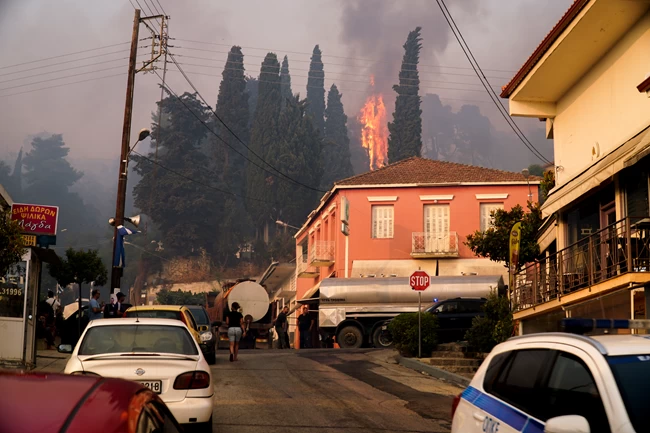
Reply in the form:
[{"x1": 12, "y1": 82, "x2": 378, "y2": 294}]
[{"x1": 33, "y1": 350, "x2": 70, "y2": 373}]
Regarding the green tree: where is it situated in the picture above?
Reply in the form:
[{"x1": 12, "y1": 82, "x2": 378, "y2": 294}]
[
  {"x1": 245, "y1": 76, "x2": 259, "y2": 128},
  {"x1": 465, "y1": 291, "x2": 513, "y2": 353},
  {"x1": 280, "y1": 55, "x2": 293, "y2": 108},
  {"x1": 527, "y1": 164, "x2": 544, "y2": 177},
  {"x1": 48, "y1": 248, "x2": 108, "y2": 296},
  {"x1": 0, "y1": 209, "x2": 27, "y2": 276},
  {"x1": 321, "y1": 84, "x2": 353, "y2": 189},
  {"x1": 21, "y1": 135, "x2": 90, "y2": 230},
  {"x1": 156, "y1": 288, "x2": 206, "y2": 305},
  {"x1": 540, "y1": 169, "x2": 555, "y2": 203},
  {"x1": 132, "y1": 92, "x2": 220, "y2": 256},
  {"x1": 271, "y1": 95, "x2": 323, "y2": 224},
  {"x1": 214, "y1": 46, "x2": 250, "y2": 196},
  {"x1": 306, "y1": 45, "x2": 325, "y2": 134},
  {"x1": 245, "y1": 53, "x2": 282, "y2": 233},
  {"x1": 388, "y1": 27, "x2": 423, "y2": 163},
  {"x1": 465, "y1": 203, "x2": 543, "y2": 268}
]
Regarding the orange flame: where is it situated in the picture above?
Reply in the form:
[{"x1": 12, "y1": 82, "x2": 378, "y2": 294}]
[{"x1": 358, "y1": 76, "x2": 388, "y2": 171}]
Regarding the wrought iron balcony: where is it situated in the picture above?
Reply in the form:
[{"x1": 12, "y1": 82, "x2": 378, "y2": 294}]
[
  {"x1": 411, "y1": 232, "x2": 459, "y2": 258},
  {"x1": 309, "y1": 240, "x2": 335, "y2": 267},
  {"x1": 512, "y1": 217, "x2": 650, "y2": 312},
  {"x1": 297, "y1": 258, "x2": 319, "y2": 278}
]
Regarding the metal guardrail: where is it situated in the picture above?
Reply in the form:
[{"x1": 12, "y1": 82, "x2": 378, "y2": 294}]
[
  {"x1": 512, "y1": 217, "x2": 650, "y2": 311},
  {"x1": 411, "y1": 231, "x2": 459, "y2": 255}
]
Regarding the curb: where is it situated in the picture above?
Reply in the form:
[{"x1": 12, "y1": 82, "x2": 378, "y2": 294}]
[{"x1": 397, "y1": 355, "x2": 471, "y2": 388}]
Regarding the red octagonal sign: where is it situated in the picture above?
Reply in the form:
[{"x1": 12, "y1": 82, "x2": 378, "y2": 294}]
[{"x1": 410, "y1": 270, "x2": 430, "y2": 291}]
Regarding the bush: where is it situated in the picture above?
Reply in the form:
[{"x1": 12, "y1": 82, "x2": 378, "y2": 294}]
[
  {"x1": 465, "y1": 291, "x2": 513, "y2": 353},
  {"x1": 388, "y1": 312, "x2": 439, "y2": 357}
]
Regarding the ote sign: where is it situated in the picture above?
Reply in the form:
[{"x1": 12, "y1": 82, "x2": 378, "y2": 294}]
[{"x1": 410, "y1": 270, "x2": 430, "y2": 291}]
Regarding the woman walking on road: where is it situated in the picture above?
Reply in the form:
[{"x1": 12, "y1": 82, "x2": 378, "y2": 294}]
[{"x1": 226, "y1": 302, "x2": 245, "y2": 362}]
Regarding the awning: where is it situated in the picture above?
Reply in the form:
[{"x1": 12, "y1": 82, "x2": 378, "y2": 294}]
[
  {"x1": 297, "y1": 281, "x2": 321, "y2": 304},
  {"x1": 537, "y1": 215, "x2": 557, "y2": 252},
  {"x1": 542, "y1": 125, "x2": 650, "y2": 217},
  {"x1": 351, "y1": 259, "x2": 507, "y2": 280}
]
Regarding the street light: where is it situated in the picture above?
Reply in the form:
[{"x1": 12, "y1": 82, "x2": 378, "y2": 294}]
[
  {"x1": 521, "y1": 168, "x2": 532, "y2": 202},
  {"x1": 275, "y1": 220, "x2": 300, "y2": 230}
]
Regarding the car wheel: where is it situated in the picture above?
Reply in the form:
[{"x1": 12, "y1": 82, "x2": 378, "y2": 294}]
[
  {"x1": 372, "y1": 326, "x2": 393, "y2": 348},
  {"x1": 337, "y1": 325, "x2": 363, "y2": 349},
  {"x1": 195, "y1": 416, "x2": 213, "y2": 433}
]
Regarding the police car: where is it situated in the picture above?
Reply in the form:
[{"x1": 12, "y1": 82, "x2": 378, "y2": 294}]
[{"x1": 451, "y1": 319, "x2": 650, "y2": 433}]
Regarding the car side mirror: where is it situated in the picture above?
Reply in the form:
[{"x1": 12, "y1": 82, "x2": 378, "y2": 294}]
[
  {"x1": 198, "y1": 325, "x2": 209, "y2": 332},
  {"x1": 212, "y1": 321, "x2": 221, "y2": 327},
  {"x1": 544, "y1": 415, "x2": 590, "y2": 433},
  {"x1": 58, "y1": 344, "x2": 73, "y2": 354}
]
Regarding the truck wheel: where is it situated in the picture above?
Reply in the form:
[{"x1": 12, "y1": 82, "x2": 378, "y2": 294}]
[
  {"x1": 372, "y1": 326, "x2": 394, "y2": 348},
  {"x1": 337, "y1": 326, "x2": 363, "y2": 349}
]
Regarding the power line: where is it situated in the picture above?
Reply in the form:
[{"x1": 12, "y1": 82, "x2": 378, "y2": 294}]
[
  {"x1": 163, "y1": 68, "x2": 493, "y2": 104},
  {"x1": 0, "y1": 49, "x2": 130, "y2": 78},
  {"x1": 172, "y1": 46, "x2": 510, "y2": 81},
  {"x1": 0, "y1": 42, "x2": 130, "y2": 71},
  {"x1": 166, "y1": 53, "x2": 328, "y2": 193},
  {"x1": 0, "y1": 65, "x2": 126, "y2": 92},
  {"x1": 131, "y1": 150, "x2": 283, "y2": 205},
  {"x1": 0, "y1": 56, "x2": 131, "y2": 85},
  {"x1": 0, "y1": 73, "x2": 125, "y2": 98},
  {"x1": 434, "y1": 0, "x2": 552, "y2": 165},
  {"x1": 173, "y1": 38, "x2": 516, "y2": 74},
  {"x1": 155, "y1": 0, "x2": 167, "y2": 15}
]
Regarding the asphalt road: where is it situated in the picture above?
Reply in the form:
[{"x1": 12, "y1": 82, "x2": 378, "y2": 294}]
[{"x1": 208, "y1": 349, "x2": 462, "y2": 433}]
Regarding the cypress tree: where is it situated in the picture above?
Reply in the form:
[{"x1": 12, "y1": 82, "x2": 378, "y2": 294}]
[
  {"x1": 321, "y1": 84, "x2": 353, "y2": 189},
  {"x1": 280, "y1": 55, "x2": 292, "y2": 108},
  {"x1": 388, "y1": 27, "x2": 423, "y2": 163},
  {"x1": 214, "y1": 46, "x2": 249, "y2": 195},
  {"x1": 306, "y1": 45, "x2": 325, "y2": 133},
  {"x1": 245, "y1": 53, "x2": 282, "y2": 233}
]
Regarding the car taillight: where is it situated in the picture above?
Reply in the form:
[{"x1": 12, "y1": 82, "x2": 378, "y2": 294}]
[
  {"x1": 173, "y1": 371, "x2": 211, "y2": 389},
  {"x1": 451, "y1": 393, "x2": 461, "y2": 419}
]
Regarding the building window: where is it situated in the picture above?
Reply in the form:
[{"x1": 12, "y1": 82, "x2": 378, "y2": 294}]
[
  {"x1": 372, "y1": 205, "x2": 394, "y2": 238},
  {"x1": 480, "y1": 203, "x2": 504, "y2": 231}
]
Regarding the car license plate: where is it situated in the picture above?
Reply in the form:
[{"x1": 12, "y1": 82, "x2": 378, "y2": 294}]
[{"x1": 139, "y1": 380, "x2": 162, "y2": 393}]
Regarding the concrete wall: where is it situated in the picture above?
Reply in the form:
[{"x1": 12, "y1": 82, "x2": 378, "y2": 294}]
[{"x1": 554, "y1": 11, "x2": 650, "y2": 186}]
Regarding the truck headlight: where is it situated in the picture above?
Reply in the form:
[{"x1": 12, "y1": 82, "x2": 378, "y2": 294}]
[{"x1": 200, "y1": 332, "x2": 213, "y2": 342}]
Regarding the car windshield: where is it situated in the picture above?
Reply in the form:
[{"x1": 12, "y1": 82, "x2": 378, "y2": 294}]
[
  {"x1": 124, "y1": 310, "x2": 182, "y2": 321},
  {"x1": 607, "y1": 354, "x2": 650, "y2": 432},
  {"x1": 78, "y1": 325, "x2": 198, "y2": 356},
  {"x1": 188, "y1": 307, "x2": 209, "y2": 326}
]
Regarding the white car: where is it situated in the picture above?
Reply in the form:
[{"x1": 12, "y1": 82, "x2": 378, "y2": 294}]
[
  {"x1": 451, "y1": 319, "x2": 650, "y2": 433},
  {"x1": 60, "y1": 317, "x2": 214, "y2": 432}
]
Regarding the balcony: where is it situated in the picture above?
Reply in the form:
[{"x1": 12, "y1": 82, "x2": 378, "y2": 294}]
[
  {"x1": 512, "y1": 217, "x2": 650, "y2": 313},
  {"x1": 274, "y1": 272, "x2": 297, "y2": 299},
  {"x1": 411, "y1": 232, "x2": 459, "y2": 258},
  {"x1": 297, "y1": 259, "x2": 320, "y2": 278},
  {"x1": 309, "y1": 240, "x2": 335, "y2": 267}
]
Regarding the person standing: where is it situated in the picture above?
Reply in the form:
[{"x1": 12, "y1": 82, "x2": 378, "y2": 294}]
[
  {"x1": 88, "y1": 289, "x2": 104, "y2": 322},
  {"x1": 298, "y1": 306, "x2": 314, "y2": 349},
  {"x1": 275, "y1": 306, "x2": 289, "y2": 349},
  {"x1": 45, "y1": 290, "x2": 61, "y2": 318},
  {"x1": 226, "y1": 302, "x2": 244, "y2": 362},
  {"x1": 113, "y1": 292, "x2": 128, "y2": 318}
]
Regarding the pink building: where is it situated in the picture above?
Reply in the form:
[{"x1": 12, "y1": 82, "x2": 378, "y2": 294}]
[{"x1": 294, "y1": 157, "x2": 540, "y2": 306}]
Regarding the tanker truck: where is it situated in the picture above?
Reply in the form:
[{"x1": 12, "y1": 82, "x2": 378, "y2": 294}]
[
  {"x1": 310, "y1": 275, "x2": 504, "y2": 349},
  {"x1": 205, "y1": 279, "x2": 273, "y2": 350}
]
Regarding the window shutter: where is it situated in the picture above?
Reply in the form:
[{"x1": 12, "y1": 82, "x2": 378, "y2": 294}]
[
  {"x1": 480, "y1": 203, "x2": 504, "y2": 231},
  {"x1": 372, "y1": 205, "x2": 394, "y2": 238}
]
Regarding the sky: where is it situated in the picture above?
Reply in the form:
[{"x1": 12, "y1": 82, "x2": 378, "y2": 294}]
[{"x1": 0, "y1": 0, "x2": 572, "y2": 165}]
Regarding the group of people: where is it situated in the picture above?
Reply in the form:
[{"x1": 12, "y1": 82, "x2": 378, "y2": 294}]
[
  {"x1": 88, "y1": 289, "x2": 130, "y2": 320},
  {"x1": 224, "y1": 303, "x2": 316, "y2": 361},
  {"x1": 37, "y1": 290, "x2": 62, "y2": 350}
]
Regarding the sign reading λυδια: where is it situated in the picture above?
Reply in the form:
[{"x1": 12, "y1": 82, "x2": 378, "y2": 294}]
[{"x1": 11, "y1": 203, "x2": 59, "y2": 235}]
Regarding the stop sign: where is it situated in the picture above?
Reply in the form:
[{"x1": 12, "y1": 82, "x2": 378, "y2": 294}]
[{"x1": 410, "y1": 270, "x2": 430, "y2": 291}]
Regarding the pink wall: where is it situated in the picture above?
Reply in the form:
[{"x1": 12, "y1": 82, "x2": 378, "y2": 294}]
[{"x1": 296, "y1": 183, "x2": 537, "y2": 300}]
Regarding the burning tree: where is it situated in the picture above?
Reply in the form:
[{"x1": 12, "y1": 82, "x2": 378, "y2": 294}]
[
  {"x1": 358, "y1": 76, "x2": 389, "y2": 171},
  {"x1": 388, "y1": 26, "x2": 423, "y2": 163}
]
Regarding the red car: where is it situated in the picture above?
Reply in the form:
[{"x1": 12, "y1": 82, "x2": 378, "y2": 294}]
[{"x1": 0, "y1": 371, "x2": 184, "y2": 433}]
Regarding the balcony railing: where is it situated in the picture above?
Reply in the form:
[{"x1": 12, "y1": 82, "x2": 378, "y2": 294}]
[
  {"x1": 274, "y1": 272, "x2": 297, "y2": 298},
  {"x1": 512, "y1": 217, "x2": 650, "y2": 312},
  {"x1": 297, "y1": 258, "x2": 320, "y2": 278},
  {"x1": 411, "y1": 232, "x2": 459, "y2": 257},
  {"x1": 309, "y1": 240, "x2": 335, "y2": 266}
]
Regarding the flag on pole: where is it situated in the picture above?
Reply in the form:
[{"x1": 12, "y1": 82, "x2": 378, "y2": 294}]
[{"x1": 113, "y1": 225, "x2": 138, "y2": 268}]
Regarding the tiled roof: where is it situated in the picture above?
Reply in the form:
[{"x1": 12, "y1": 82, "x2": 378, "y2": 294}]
[
  {"x1": 500, "y1": 0, "x2": 591, "y2": 98},
  {"x1": 335, "y1": 157, "x2": 538, "y2": 186}
]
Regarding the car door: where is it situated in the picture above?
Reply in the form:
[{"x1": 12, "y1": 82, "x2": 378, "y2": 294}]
[
  {"x1": 461, "y1": 349, "x2": 553, "y2": 433},
  {"x1": 433, "y1": 301, "x2": 458, "y2": 342}
]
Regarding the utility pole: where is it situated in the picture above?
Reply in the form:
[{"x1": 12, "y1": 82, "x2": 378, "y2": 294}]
[{"x1": 111, "y1": 9, "x2": 141, "y2": 293}]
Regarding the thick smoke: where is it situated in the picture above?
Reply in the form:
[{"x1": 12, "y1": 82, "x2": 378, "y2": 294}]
[{"x1": 339, "y1": 0, "x2": 480, "y2": 99}]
